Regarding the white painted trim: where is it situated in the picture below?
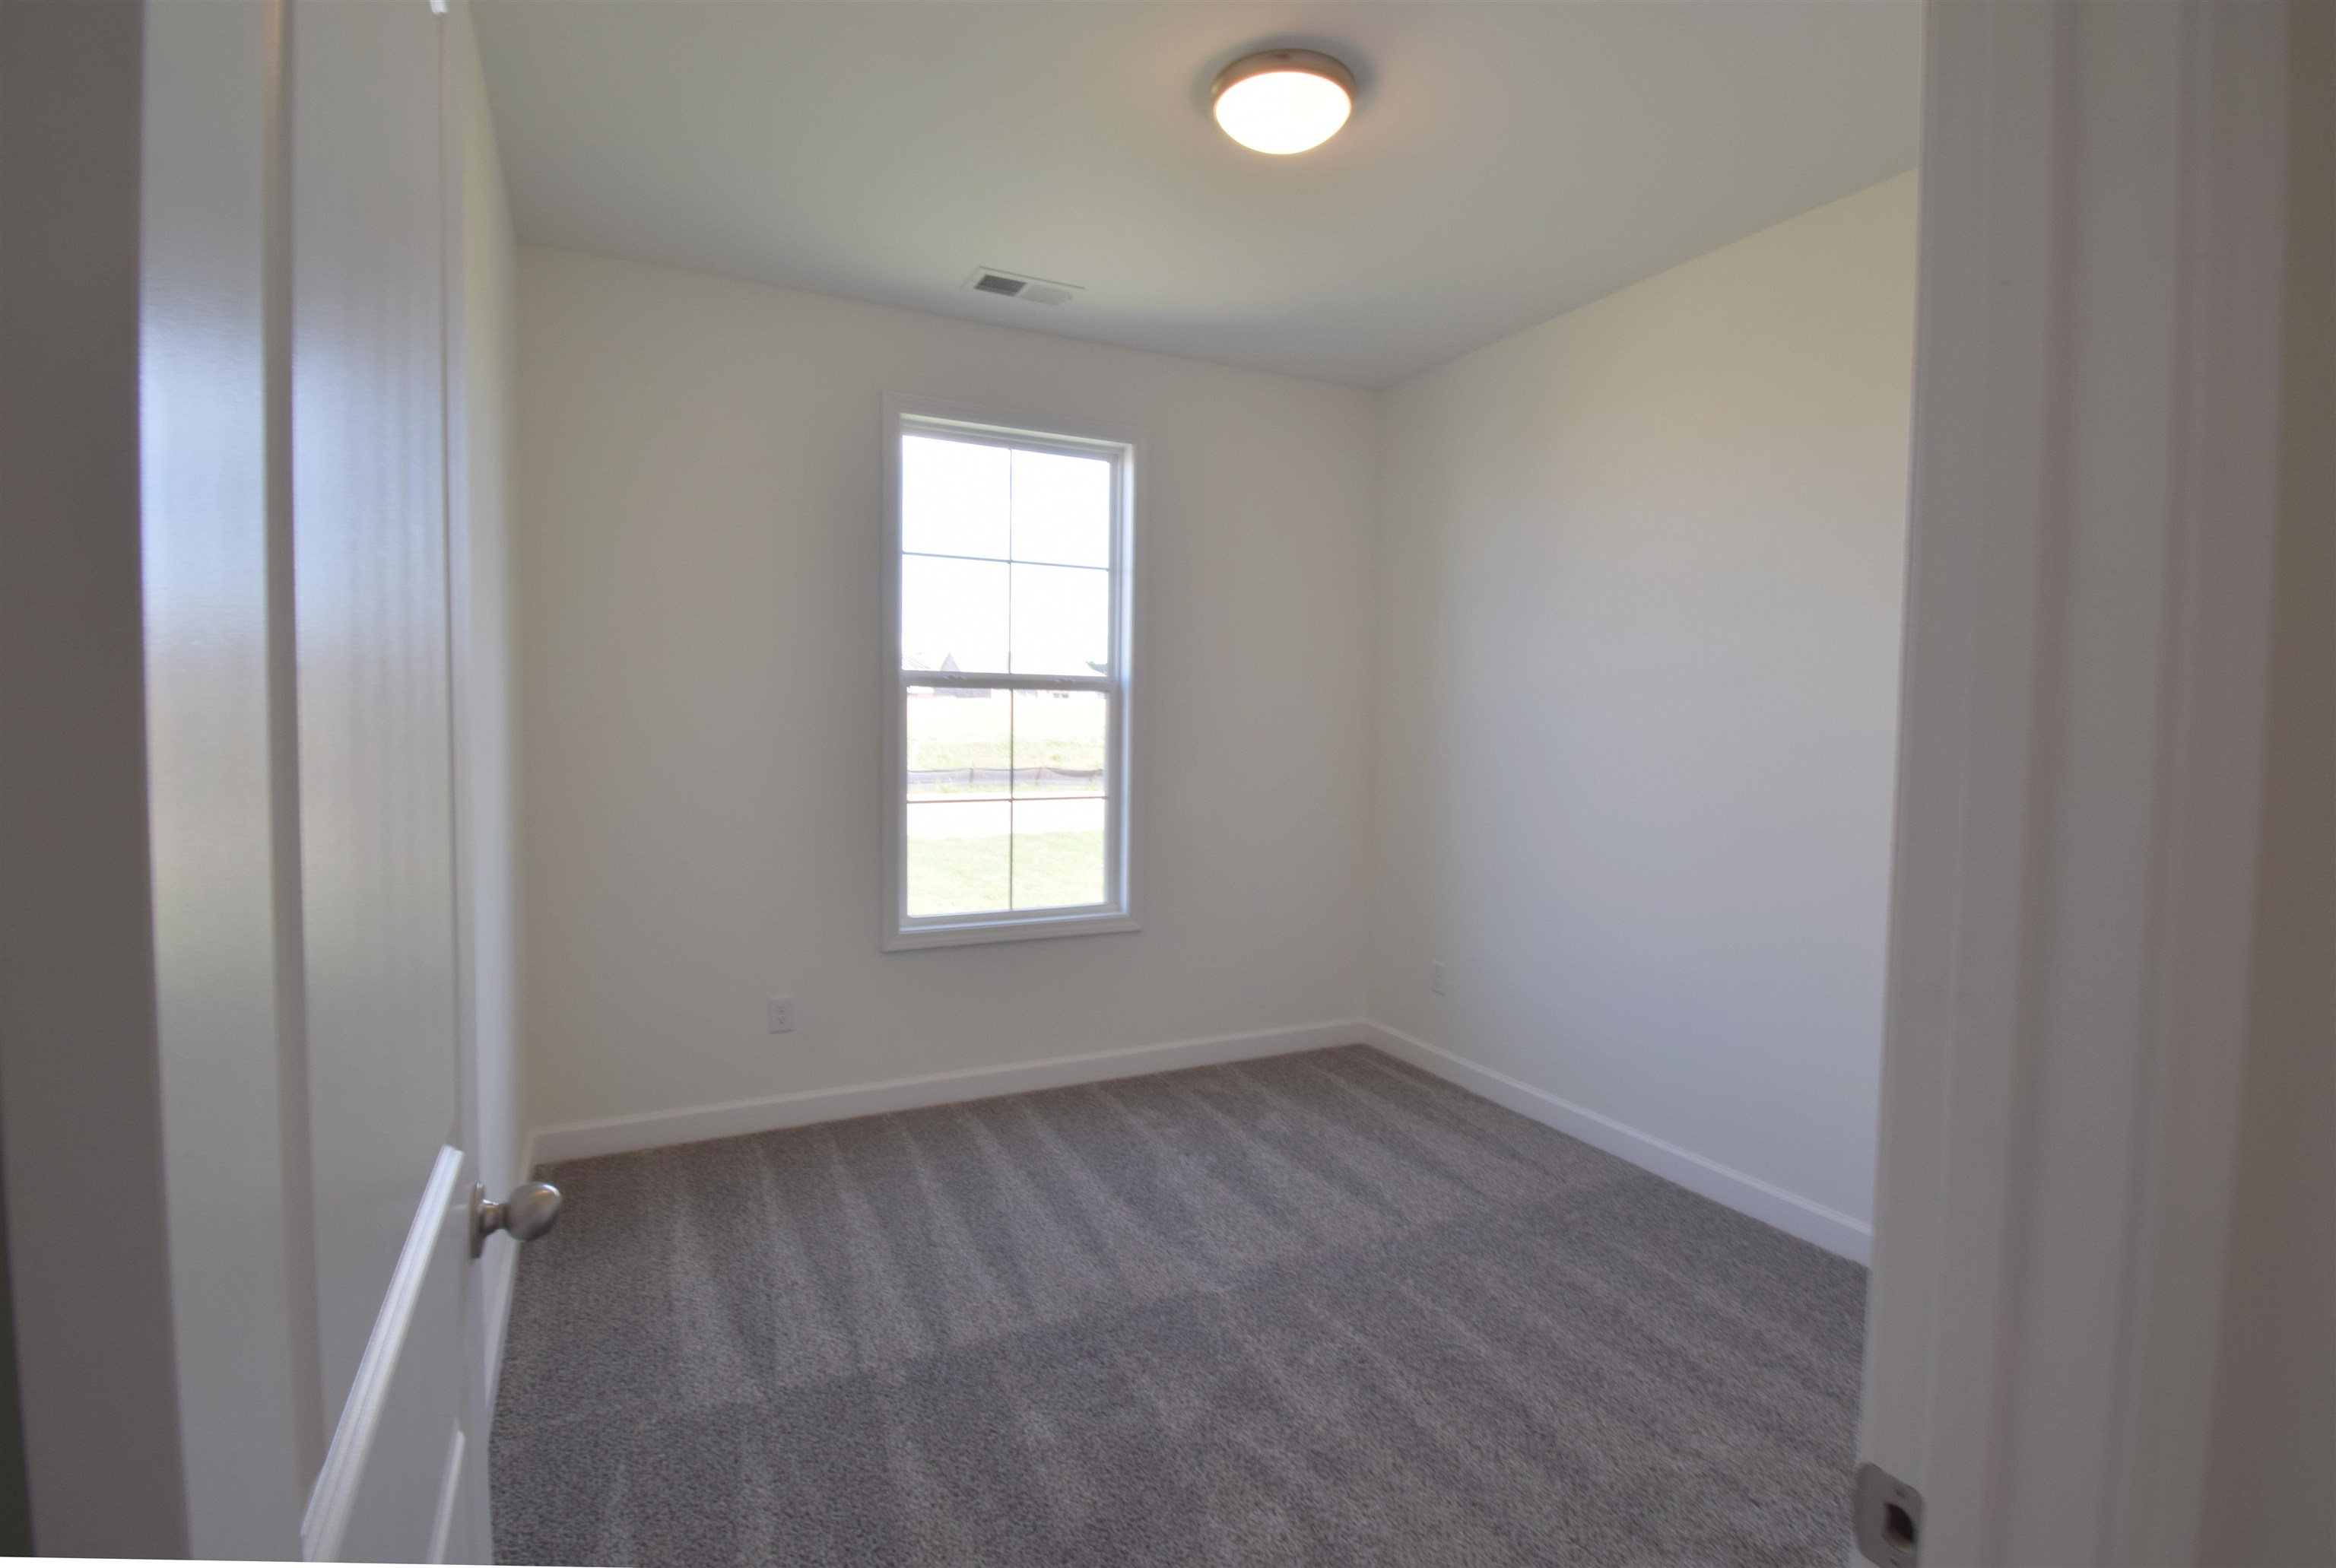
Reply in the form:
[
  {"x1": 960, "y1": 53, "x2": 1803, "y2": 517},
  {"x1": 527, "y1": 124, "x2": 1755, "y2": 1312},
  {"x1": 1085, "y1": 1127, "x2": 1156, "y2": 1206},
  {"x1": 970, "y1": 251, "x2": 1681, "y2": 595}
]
[
  {"x1": 479, "y1": 1134, "x2": 528, "y2": 1414},
  {"x1": 134, "y1": 2, "x2": 314, "y2": 1554},
  {"x1": 528, "y1": 1019, "x2": 1366, "y2": 1164},
  {"x1": 424, "y1": 1426, "x2": 464, "y2": 1565},
  {"x1": 1858, "y1": 5, "x2": 2295, "y2": 1563},
  {"x1": 303, "y1": 1146, "x2": 465, "y2": 1563},
  {"x1": 476, "y1": 1122, "x2": 536, "y2": 1423},
  {"x1": 878, "y1": 391, "x2": 1144, "y2": 953},
  {"x1": 1360, "y1": 1022, "x2": 1871, "y2": 1263}
]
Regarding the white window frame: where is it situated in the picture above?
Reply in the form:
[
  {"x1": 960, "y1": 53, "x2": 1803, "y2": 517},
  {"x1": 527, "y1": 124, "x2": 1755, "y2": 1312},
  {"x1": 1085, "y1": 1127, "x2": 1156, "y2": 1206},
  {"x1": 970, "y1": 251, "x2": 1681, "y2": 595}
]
[{"x1": 880, "y1": 394, "x2": 1140, "y2": 950}]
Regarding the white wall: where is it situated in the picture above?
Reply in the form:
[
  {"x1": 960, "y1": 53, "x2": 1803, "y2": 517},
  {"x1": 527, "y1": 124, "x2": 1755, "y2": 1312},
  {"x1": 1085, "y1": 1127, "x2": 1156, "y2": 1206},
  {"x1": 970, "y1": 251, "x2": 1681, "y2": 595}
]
[
  {"x1": 1367, "y1": 174, "x2": 1916, "y2": 1255},
  {"x1": 516, "y1": 249, "x2": 1376, "y2": 1132}
]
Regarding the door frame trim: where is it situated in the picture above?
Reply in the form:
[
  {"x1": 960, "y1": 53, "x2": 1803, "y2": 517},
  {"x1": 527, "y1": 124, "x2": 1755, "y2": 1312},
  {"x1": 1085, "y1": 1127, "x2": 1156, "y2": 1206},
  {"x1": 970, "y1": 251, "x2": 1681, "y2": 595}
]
[{"x1": 1858, "y1": 3, "x2": 2293, "y2": 1561}]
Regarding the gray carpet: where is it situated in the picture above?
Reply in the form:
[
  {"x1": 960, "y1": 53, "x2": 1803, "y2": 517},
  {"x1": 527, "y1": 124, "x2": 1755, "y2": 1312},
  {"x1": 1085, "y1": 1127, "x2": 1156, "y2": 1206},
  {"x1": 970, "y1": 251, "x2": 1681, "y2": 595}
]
[{"x1": 491, "y1": 1046, "x2": 1865, "y2": 1566}]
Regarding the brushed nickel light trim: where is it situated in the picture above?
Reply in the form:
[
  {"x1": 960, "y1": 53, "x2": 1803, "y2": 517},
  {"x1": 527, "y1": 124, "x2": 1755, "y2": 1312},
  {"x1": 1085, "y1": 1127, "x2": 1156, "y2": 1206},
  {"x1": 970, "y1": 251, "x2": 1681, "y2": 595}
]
[{"x1": 1210, "y1": 49, "x2": 1355, "y2": 155}]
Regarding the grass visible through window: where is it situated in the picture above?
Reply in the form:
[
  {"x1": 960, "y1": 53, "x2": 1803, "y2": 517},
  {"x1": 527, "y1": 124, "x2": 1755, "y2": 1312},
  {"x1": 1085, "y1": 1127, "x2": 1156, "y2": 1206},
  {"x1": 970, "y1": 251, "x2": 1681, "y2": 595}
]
[{"x1": 907, "y1": 830, "x2": 1105, "y2": 916}]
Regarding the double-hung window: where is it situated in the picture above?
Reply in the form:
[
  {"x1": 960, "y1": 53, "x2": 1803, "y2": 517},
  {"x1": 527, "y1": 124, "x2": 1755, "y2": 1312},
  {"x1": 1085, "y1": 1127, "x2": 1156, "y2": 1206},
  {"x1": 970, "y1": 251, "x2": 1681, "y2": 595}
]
[{"x1": 881, "y1": 397, "x2": 1137, "y2": 948}]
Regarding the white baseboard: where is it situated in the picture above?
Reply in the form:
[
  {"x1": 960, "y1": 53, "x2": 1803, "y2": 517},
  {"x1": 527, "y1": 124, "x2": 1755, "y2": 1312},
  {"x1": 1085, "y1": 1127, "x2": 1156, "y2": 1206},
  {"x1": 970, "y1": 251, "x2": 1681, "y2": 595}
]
[
  {"x1": 1360, "y1": 1021, "x2": 1872, "y2": 1264},
  {"x1": 525, "y1": 1018, "x2": 1369, "y2": 1166},
  {"x1": 519, "y1": 1015, "x2": 1868, "y2": 1264}
]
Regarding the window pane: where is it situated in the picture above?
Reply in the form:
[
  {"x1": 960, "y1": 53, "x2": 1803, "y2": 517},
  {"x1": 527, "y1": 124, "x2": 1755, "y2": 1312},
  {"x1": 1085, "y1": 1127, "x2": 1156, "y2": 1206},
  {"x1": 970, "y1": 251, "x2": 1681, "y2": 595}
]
[
  {"x1": 903, "y1": 554, "x2": 1008, "y2": 674},
  {"x1": 1009, "y1": 562, "x2": 1109, "y2": 676},
  {"x1": 1012, "y1": 690, "x2": 1106, "y2": 796},
  {"x1": 907, "y1": 687, "x2": 1011, "y2": 798},
  {"x1": 903, "y1": 435, "x2": 1008, "y2": 559},
  {"x1": 1012, "y1": 797, "x2": 1107, "y2": 909},
  {"x1": 906, "y1": 799, "x2": 1011, "y2": 916},
  {"x1": 1010, "y1": 449, "x2": 1110, "y2": 567}
]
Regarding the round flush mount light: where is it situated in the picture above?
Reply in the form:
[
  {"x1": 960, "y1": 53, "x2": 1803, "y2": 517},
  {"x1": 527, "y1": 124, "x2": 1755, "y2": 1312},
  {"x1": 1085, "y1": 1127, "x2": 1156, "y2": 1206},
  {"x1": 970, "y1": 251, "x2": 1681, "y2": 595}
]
[{"x1": 1211, "y1": 49, "x2": 1354, "y2": 155}]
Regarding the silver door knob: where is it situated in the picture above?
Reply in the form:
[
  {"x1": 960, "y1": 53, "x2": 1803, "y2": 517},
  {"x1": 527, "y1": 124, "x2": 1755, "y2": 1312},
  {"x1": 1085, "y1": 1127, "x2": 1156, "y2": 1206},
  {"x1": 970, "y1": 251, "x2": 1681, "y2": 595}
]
[{"x1": 471, "y1": 1180, "x2": 561, "y2": 1255}]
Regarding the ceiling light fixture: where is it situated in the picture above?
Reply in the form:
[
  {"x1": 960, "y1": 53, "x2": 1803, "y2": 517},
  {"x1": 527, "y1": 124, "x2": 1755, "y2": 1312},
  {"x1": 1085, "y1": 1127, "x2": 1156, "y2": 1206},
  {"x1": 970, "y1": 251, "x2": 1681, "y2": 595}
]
[{"x1": 1211, "y1": 49, "x2": 1354, "y2": 155}]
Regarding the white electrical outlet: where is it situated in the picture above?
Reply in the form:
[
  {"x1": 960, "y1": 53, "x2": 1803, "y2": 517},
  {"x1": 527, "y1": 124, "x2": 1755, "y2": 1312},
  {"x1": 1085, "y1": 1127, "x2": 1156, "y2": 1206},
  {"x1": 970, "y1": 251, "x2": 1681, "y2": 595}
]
[
  {"x1": 766, "y1": 995, "x2": 795, "y2": 1033},
  {"x1": 1430, "y1": 960, "x2": 1447, "y2": 995}
]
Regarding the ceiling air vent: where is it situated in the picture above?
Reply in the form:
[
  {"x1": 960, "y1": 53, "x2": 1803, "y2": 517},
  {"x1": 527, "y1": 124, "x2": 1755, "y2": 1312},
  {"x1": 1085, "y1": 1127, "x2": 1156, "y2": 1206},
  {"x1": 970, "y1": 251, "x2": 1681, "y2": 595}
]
[{"x1": 965, "y1": 268, "x2": 1082, "y2": 307}]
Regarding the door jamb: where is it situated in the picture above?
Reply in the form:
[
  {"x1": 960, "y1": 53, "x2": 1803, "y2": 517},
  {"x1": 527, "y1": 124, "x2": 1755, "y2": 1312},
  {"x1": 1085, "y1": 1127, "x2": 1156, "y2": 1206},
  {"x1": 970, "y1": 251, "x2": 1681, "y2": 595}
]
[{"x1": 1858, "y1": 4, "x2": 2296, "y2": 1561}]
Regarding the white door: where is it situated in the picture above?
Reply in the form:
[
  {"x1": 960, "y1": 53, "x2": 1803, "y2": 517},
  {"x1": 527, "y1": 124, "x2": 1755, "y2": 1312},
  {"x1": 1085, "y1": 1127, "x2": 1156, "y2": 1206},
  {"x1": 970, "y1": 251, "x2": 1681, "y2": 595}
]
[
  {"x1": 285, "y1": 1, "x2": 505, "y2": 1560},
  {"x1": 134, "y1": 0, "x2": 519, "y2": 1556}
]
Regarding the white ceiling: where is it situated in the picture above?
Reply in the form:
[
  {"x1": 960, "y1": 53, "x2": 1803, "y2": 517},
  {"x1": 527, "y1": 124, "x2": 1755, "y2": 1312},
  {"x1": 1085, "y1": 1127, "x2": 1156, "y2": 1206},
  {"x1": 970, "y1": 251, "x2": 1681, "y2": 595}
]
[{"x1": 473, "y1": 2, "x2": 1919, "y2": 389}]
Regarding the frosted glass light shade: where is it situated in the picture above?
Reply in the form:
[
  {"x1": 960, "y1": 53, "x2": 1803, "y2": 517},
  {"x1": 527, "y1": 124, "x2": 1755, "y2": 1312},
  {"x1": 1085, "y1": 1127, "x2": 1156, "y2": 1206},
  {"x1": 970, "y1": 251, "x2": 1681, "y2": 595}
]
[{"x1": 1211, "y1": 50, "x2": 1354, "y2": 155}]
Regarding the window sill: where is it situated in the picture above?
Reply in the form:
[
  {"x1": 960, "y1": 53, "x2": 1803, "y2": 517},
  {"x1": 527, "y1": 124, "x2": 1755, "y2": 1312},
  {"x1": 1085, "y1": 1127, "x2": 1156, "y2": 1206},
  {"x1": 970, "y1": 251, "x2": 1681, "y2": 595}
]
[{"x1": 883, "y1": 909, "x2": 1141, "y2": 951}]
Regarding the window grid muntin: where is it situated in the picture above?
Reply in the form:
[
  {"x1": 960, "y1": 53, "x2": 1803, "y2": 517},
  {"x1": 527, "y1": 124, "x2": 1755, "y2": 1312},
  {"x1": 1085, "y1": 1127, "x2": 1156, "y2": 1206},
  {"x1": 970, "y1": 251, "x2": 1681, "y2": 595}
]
[
  {"x1": 900, "y1": 683, "x2": 1110, "y2": 916},
  {"x1": 899, "y1": 427, "x2": 1118, "y2": 684}
]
